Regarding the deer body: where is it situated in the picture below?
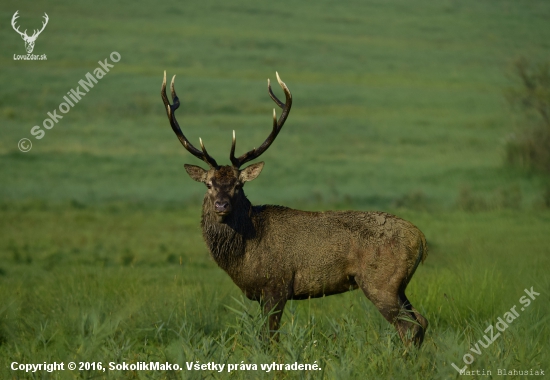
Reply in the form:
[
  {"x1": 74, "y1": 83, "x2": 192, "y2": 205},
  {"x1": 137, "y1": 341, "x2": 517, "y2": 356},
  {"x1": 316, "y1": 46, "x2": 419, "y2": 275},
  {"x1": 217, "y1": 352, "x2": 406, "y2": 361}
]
[
  {"x1": 203, "y1": 200, "x2": 426, "y2": 301},
  {"x1": 161, "y1": 72, "x2": 429, "y2": 347}
]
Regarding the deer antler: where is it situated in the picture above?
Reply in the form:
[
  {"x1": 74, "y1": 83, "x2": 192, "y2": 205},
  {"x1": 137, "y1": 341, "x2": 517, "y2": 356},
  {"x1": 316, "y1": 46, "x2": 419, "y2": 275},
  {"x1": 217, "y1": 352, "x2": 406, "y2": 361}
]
[
  {"x1": 230, "y1": 72, "x2": 292, "y2": 168},
  {"x1": 11, "y1": 11, "x2": 48, "y2": 39},
  {"x1": 161, "y1": 71, "x2": 219, "y2": 169},
  {"x1": 30, "y1": 13, "x2": 49, "y2": 38},
  {"x1": 11, "y1": 11, "x2": 27, "y2": 38}
]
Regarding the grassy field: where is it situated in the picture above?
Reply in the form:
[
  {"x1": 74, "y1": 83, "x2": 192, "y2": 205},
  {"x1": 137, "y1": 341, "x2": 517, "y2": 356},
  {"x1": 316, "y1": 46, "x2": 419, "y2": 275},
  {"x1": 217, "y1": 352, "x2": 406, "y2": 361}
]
[{"x1": 1, "y1": 0, "x2": 549, "y2": 379}]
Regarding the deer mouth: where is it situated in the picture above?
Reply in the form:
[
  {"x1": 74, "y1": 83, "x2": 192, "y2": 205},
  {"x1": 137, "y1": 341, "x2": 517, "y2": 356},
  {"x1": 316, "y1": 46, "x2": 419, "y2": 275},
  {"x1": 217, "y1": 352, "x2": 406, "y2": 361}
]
[{"x1": 215, "y1": 210, "x2": 230, "y2": 223}]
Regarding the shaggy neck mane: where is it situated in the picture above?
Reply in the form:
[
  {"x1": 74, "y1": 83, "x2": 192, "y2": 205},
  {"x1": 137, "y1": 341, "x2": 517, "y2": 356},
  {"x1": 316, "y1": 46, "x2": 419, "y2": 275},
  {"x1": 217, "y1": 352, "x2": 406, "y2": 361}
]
[{"x1": 201, "y1": 193, "x2": 257, "y2": 271}]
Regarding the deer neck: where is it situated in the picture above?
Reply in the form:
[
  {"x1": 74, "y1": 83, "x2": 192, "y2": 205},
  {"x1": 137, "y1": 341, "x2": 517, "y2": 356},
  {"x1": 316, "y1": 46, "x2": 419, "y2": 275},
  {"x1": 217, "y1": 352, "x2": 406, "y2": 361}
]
[{"x1": 200, "y1": 193, "x2": 256, "y2": 271}]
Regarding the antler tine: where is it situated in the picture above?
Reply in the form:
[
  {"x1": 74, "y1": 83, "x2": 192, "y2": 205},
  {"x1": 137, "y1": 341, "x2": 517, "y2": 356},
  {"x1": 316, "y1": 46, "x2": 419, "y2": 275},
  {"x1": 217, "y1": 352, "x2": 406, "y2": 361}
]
[
  {"x1": 267, "y1": 74, "x2": 284, "y2": 108},
  {"x1": 230, "y1": 72, "x2": 292, "y2": 168},
  {"x1": 230, "y1": 130, "x2": 239, "y2": 167},
  {"x1": 161, "y1": 71, "x2": 218, "y2": 168}
]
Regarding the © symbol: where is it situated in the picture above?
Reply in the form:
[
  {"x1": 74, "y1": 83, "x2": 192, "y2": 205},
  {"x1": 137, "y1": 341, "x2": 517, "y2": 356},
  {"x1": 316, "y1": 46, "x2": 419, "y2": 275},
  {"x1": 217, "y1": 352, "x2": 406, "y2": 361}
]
[{"x1": 18, "y1": 138, "x2": 32, "y2": 152}]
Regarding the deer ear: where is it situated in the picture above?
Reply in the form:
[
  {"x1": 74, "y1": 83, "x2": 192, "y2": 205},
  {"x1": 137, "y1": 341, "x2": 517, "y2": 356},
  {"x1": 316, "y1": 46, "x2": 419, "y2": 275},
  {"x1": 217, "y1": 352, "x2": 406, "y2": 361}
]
[
  {"x1": 239, "y1": 162, "x2": 264, "y2": 182},
  {"x1": 184, "y1": 164, "x2": 208, "y2": 183}
]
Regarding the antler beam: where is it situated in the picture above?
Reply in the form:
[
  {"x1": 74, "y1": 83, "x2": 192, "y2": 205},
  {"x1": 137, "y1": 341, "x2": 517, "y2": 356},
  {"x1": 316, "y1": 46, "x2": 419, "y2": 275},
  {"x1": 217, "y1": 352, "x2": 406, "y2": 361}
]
[
  {"x1": 11, "y1": 11, "x2": 26, "y2": 38},
  {"x1": 32, "y1": 13, "x2": 49, "y2": 38},
  {"x1": 161, "y1": 71, "x2": 219, "y2": 168}
]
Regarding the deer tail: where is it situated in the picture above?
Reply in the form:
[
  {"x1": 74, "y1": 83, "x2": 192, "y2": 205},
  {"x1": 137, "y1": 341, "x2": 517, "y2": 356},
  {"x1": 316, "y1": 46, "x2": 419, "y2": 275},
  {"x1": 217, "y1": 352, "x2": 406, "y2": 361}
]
[
  {"x1": 412, "y1": 233, "x2": 428, "y2": 273},
  {"x1": 419, "y1": 233, "x2": 428, "y2": 264}
]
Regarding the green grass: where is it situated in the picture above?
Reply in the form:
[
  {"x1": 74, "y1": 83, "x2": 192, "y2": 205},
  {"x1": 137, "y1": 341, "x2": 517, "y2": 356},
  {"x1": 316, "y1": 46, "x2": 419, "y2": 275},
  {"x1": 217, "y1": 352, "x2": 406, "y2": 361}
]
[
  {"x1": 1, "y1": 205, "x2": 548, "y2": 379},
  {"x1": 1, "y1": 0, "x2": 549, "y2": 378}
]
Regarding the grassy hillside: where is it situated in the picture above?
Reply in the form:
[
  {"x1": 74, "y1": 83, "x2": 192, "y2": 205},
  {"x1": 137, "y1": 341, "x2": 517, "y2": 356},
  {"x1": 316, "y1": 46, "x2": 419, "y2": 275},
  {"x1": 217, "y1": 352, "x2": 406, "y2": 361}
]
[{"x1": 1, "y1": 0, "x2": 549, "y2": 378}]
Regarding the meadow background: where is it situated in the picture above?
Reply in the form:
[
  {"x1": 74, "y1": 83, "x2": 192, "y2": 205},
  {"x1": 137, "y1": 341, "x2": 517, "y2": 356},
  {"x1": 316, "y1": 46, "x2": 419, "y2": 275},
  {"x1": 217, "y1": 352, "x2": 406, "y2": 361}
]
[{"x1": 1, "y1": 0, "x2": 549, "y2": 378}]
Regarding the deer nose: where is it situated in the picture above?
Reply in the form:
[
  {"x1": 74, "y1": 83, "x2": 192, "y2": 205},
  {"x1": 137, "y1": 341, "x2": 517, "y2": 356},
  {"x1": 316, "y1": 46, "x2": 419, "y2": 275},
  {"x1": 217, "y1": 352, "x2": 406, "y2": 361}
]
[{"x1": 215, "y1": 201, "x2": 229, "y2": 212}]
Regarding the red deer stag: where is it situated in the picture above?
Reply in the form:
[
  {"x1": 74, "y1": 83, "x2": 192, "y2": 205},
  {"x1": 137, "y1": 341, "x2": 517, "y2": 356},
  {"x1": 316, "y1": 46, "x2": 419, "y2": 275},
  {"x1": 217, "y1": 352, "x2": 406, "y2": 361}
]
[{"x1": 160, "y1": 71, "x2": 429, "y2": 347}]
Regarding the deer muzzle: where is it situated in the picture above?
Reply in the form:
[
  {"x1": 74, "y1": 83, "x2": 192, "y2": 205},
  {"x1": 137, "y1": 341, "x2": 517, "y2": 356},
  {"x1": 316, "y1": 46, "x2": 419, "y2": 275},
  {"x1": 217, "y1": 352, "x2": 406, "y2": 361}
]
[{"x1": 214, "y1": 200, "x2": 230, "y2": 215}]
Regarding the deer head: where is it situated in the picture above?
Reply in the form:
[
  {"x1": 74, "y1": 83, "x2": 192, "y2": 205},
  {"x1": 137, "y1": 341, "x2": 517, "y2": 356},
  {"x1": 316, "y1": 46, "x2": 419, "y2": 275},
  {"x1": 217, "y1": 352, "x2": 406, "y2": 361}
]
[
  {"x1": 11, "y1": 11, "x2": 49, "y2": 54},
  {"x1": 161, "y1": 71, "x2": 292, "y2": 222}
]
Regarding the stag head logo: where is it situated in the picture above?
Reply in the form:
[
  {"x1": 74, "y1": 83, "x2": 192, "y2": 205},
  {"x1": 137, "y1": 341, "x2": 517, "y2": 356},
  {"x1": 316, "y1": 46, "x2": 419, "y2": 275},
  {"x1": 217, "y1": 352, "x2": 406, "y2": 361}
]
[{"x1": 11, "y1": 11, "x2": 49, "y2": 54}]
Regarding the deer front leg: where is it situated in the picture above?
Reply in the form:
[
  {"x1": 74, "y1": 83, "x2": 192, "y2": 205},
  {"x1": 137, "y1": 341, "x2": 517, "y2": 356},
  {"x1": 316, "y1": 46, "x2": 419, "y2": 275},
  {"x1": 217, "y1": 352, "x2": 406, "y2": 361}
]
[{"x1": 260, "y1": 292, "x2": 287, "y2": 342}]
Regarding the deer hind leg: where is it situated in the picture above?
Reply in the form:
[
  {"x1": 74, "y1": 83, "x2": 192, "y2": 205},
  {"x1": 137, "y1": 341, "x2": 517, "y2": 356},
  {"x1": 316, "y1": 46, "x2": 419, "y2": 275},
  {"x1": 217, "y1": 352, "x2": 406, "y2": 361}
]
[
  {"x1": 397, "y1": 290, "x2": 428, "y2": 347},
  {"x1": 358, "y1": 279, "x2": 427, "y2": 348}
]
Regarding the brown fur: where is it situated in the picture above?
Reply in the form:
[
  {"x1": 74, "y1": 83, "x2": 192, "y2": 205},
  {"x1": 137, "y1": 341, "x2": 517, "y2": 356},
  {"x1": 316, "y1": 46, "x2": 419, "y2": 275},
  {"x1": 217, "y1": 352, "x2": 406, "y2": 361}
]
[{"x1": 184, "y1": 163, "x2": 429, "y2": 347}]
